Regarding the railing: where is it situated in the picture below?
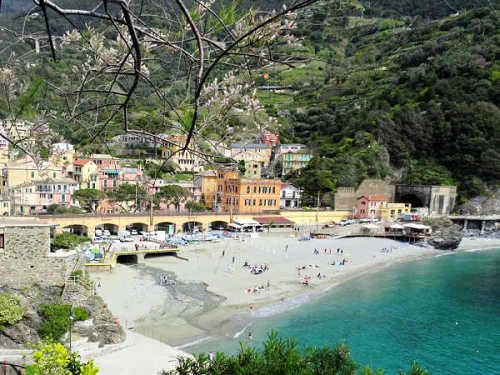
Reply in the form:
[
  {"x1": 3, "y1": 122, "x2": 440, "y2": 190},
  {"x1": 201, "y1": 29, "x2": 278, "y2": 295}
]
[{"x1": 0, "y1": 362, "x2": 25, "y2": 374}]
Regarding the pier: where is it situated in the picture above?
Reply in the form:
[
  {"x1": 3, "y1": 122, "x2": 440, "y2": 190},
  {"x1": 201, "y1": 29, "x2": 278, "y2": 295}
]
[
  {"x1": 85, "y1": 247, "x2": 180, "y2": 272},
  {"x1": 448, "y1": 215, "x2": 500, "y2": 233}
]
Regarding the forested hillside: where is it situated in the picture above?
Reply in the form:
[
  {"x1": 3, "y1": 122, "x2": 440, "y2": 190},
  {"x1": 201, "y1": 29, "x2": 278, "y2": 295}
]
[
  {"x1": 0, "y1": 0, "x2": 499, "y2": 204},
  {"x1": 255, "y1": 1, "x2": 499, "y2": 204}
]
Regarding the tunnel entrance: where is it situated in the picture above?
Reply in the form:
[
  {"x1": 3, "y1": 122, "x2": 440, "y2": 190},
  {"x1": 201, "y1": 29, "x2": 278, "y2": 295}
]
[
  {"x1": 116, "y1": 254, "x2": 138, "y2": 264},
  {"x1": 399, "y1": 194, "x2": 424, "y2": 208},
  {"x1": 144, "y1": 252, "x2": 177, "y2": 259}
]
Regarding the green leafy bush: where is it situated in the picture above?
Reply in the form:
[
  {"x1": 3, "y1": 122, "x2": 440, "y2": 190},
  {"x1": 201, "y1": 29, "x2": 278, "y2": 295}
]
[
  {"x1": 52, "y1": 232, "x2": 90, "y2": 250},
  {"x1": 38, "y1": 304, "x2": 89, "y2": 340},
  {"x1": 0, "y1": 293, "x2": 24, "y2": 329},
  {"x1": 161, "y1": 331, "x2": 429, "y2": 375},
  {"x1": 73, "y1": 307, "x2": 89, "y2": 322}
]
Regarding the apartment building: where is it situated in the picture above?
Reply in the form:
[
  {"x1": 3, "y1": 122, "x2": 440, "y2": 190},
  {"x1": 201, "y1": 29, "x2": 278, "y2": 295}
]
[
  {"x1": 230, "y1": 143, "x2": 272, "y2": 168},
  {"x1": 10, "y1": 178, "x2": 79, "y2": 215},
  {"x1": 216, "y1": 168, "x2": 281, "y2": 214}
]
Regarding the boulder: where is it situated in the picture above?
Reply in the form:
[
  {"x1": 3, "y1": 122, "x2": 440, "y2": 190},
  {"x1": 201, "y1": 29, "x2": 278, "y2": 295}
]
[{"x1": 427, "y1": 218, "x2": 463, "y2": 250}]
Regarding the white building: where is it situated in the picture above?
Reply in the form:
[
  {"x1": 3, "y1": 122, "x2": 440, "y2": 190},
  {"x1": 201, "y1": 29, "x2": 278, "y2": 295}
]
[{"x1": 280, "y1": 183, "x2": 301, "y2": 209}]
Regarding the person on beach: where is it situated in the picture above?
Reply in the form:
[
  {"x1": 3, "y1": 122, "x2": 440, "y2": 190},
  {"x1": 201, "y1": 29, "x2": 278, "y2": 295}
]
[
  {"x1": 222, "y1": 250, "x2": 225, "y2": 257},
  {"x1": 285, "y1": 244, "x2": 288, "y2": 252},
  {"x1": 232, "y1": 256, "x2": 235, "y2": 264},
  {"x1": 337, "y1": 248, "x2": 340, "y2": 254},
  {"x1": 248, "y1": 332, "x2": 253, "y2": 340},
  {"x1": 135, "y1": 243, "x2": 139, "y2": 251},
  {"x1": 267, "y1": 280, "x2": 270, "y2": 288}
]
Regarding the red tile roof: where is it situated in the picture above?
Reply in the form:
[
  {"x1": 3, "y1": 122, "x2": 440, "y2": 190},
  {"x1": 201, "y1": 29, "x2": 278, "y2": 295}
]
[
  {"x1": 253, "y1": 216, "x2": 294, "y2": 224},
  {"x1": 74, "y1": 158, "x2": 90, "y2": 166},
  {"x1": 358, "y1": 195, "x2": 388, "y2": 201}
]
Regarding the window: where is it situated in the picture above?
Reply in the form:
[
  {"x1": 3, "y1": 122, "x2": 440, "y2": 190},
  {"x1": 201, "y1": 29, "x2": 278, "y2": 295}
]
[
  {"x1": 254, "y1": 186, "x2": 257, "y2": 193},
  {"x1": 253, "y1": 199, "x2": 256, "y2": 205},
  {"x1": 0, "y1": 234, "x2": 4, "y2": 249},
  {"x1": 272, "y1": 187, "x2": 275, "y2": 193},
  {"x1": 259, "y1": 200, "x2": 262, "y2": 206},
  {"x1": 104, "y1": 180, "x2": 107, "y2": 187},
  {"x1": 31, "y1": 171, "x2": 35, "y2": 178},
  {"x1": 58, "y1": 185, "x2": 61, "y2": 191},
  {"x1": 113, "y1": 180, "x2": 117, "y2": 187},
  {"x1": 370, "y1": 210, "x2": 375, "y2": 214},
  {"x1": 53, "y1": 172, "x2": 57, "y2": 178},
  {"x1": 48, "y1": 194, "x2": 53, "y2": 199},
  {"x1": 64, "y1": 185, "x2": 67, "y2": 191},
  {"x1": 62, "y1": 194, "x2": 66, "y2": 202},
  {"x1": 247, "y1": 186, "x2": 250, "y2": 193}
]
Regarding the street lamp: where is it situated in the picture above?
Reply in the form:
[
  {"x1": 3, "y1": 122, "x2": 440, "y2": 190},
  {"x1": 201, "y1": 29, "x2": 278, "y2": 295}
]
[{"x1": 69, "y1": 313, "x2": 75, "y2": 352}]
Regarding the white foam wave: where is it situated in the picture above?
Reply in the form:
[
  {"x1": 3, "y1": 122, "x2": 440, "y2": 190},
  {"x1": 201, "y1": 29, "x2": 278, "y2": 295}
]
[
  {"x1": 175, "y1": 336, "x2": 212, "y2": 350},
  {"x1": 253, "y1": 292, "x2": 318, "y2": 318},
  {"x1": 233, "y1": 323, "x2": 252, "y2": 338}
]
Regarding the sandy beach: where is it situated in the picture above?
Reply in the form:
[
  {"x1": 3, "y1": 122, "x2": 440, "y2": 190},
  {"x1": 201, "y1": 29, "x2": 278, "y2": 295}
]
[
  {"x1": 91, "y1": 232, "x2": 499, "y2": 346},
  {"x1": 83, "y1": 232, "x2": 500, "y2": 374}
]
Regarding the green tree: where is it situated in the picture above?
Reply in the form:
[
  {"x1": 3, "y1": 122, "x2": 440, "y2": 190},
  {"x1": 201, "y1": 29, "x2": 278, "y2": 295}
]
[
  {"x1": 185, "y1": 200, "x2": 206, "y2": 212},
  {"x1": 73, "y1": 189, "x2": 106, "y2": 213},
  {"x1": 107, "y1": 183, "x2": 147, "y2": 212},
  {"x1": 156, "y1": 185, "x2": 190, "y2": 212}
]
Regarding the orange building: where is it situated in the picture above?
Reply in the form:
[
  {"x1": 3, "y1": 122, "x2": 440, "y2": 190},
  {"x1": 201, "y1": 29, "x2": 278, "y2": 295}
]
[{"x1": 216, "y1": 168, "x2": 281, "y2": 214}]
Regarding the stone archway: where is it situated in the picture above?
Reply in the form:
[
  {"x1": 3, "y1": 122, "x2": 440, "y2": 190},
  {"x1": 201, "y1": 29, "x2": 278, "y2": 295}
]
[
  {"x1": 182, "y1": 221, "x2": 203, "y2": 233},
  {"x1": 155, "y1": 222, "x2": 176, "y2": 234},
  {"x1": 127, "y1": 223, "x2": 148, "y2": 233},
  {"x1": 210, "y1": 220, "x2": 228, "y2": 230},
  {"x1": 101, "y1": 223, "x2": 119, "y2": 235},
  {"x1": 63, "y1": 224, "x2": 88, "y2": 236}
]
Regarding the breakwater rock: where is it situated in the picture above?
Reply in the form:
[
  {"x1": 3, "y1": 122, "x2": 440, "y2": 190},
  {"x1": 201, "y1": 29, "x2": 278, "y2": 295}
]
[{"x1": 427, "y1": 218, "x2": 464, "y2": 250}]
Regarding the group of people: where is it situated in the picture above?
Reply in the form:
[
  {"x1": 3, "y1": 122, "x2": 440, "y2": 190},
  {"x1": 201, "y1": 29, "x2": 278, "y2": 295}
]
[
  {"x1": 313, "y1": 248, "x2": 344, "y2": 255},
  {"x1": 243, "y1": 261, "x2": 270, "y2": 275}
]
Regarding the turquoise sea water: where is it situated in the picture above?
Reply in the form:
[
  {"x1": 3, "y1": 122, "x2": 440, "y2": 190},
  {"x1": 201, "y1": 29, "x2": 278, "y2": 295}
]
[{"x1": 188, "y1": 249, "x2": 500, "y2": 374}]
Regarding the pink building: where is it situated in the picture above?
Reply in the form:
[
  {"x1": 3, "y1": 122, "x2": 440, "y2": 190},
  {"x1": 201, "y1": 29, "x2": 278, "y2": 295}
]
[
  {"x1": 354, "y1": 195, "x2": 388, "y2": 219},
  {"x1": 10, "y1": 178, "x2": 79, "y2": 215}
]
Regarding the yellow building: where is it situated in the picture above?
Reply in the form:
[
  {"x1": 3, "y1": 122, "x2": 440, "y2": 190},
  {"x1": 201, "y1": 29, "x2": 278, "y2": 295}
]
[
  {"x1": 69, "y1": 158, "x2": 99, "y2": 189},
  {"x1": 6, "y1": 159, "x2": 62, "y2": 188},
  {"x1": 161, "y1": 135, "x2": 204, "y2": 172},
  {"x1": 230, "y1": 143, "x2": 272, "y2": 168},
  {"x1": 194, "y1": 171, "x2": 217, "y2": 209},
  {"x1": 379, "y1": 202, "x2": 412, "y2": 220}
]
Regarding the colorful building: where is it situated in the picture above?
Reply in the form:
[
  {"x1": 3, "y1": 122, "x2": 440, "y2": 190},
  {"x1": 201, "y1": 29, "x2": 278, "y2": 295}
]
[
  {"x1": 10, "y1": 178, "x2": 79, "y2": 215},
  {"x1": 5, "y1": 159, "x2": 62, "y2": 188},
  {"x1": 379, "y1": 202, "x2": 412, "y2": 220},
  {"x1": 194, "y1": 171, "x2": 217, "y2": 210},
  {"x1": 216, "y1": 168, "x2": 281, "y2": 214},
  {"x1": 161, "y1": 135, "x2": 204, "y2": 172},
  {"x1": 230, "y1": 143, "x2": 272, "y2": 168},
  {"x1": 68, "y1": 159, "x2": 99, "y2": 190},
  {"x1": 277, "y1": 150, "x2": 312, "y2": 176},
  {"x1": 354, "y1": 195, "x2": 388, "y2": 219}
]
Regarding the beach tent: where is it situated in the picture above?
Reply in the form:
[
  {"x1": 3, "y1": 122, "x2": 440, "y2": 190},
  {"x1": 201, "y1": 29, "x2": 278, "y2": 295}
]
[{"x1": 233, "y1": 219, "x2": 261, "y2": 231}]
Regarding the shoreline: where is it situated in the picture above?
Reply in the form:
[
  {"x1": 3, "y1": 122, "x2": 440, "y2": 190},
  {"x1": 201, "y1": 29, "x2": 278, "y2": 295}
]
[{"x1": 91, "y1": 235, "x2": 500, "y2": 351}]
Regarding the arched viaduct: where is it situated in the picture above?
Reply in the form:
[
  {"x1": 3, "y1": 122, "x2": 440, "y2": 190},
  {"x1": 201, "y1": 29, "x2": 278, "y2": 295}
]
[{"x1": 35, "y1": 211, "x2": 351, "y2": 237}]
